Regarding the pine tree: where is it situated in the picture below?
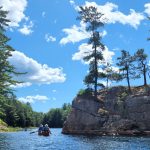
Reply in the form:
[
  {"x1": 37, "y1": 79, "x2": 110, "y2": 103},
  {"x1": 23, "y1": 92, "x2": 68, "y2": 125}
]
[
  {"x1": 117, "y1": 50, "x2": 137, "y2": 93},
  {"x1": 134, "y1": 49, "x2": 149, "y2": 86},
  {"x1": 77, "y1": 6, "x2": 105, "y2": 98},
  {"x1": 0, "y1": 7, "x2": 20, "y2": 96},
  {"x1": 100, "y1": 62, "x2": 122, "y2": 89}
]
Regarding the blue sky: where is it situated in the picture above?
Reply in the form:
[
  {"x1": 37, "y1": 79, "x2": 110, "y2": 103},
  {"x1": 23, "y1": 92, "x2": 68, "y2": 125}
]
[{"x1": 1, "y1": 0, "x2": 150, "y2": 112}]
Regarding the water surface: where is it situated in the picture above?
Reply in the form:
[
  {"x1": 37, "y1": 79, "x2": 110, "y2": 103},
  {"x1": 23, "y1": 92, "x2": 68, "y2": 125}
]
[{"x1": 0, "y1": 128, "x2": 150, "y2": 150}]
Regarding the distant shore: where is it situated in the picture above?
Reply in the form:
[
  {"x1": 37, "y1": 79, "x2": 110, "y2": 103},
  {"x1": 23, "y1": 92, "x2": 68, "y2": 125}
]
[
  {"x1": 0, "y1": 119, "x2": 36, "y2": 132},
  {"x1": 0, "y1": 126, "x2": 23, "y2": 132}
]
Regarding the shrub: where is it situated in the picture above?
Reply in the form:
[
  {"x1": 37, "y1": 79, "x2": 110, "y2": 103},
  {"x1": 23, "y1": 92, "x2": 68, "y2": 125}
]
[{"x1": 77, "y1": 88, "x2": 93, "y2": 96}]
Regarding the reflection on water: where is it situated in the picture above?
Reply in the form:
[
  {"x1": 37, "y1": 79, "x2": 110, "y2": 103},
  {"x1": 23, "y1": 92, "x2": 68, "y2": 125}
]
[{"x1": 0, "y1": 128, "x2": 150, "y2": 150}]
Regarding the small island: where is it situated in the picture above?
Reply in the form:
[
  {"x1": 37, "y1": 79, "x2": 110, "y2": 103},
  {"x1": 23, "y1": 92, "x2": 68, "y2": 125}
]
[
  {"x1": 62, "y1": 5, "x2": 150, "y2": 136},
  {"x1": 63, "y1": 86, "x2": 150, "y2": 136}
]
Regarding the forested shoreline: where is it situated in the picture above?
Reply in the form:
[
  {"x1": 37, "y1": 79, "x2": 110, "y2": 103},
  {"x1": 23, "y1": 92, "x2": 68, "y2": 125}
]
[
  {"x1": 0, "y1": 7, "x2": 71, "y2": 129},
  {"x1": 0, "y1": 4, "x2": 150, "y2": 130}
]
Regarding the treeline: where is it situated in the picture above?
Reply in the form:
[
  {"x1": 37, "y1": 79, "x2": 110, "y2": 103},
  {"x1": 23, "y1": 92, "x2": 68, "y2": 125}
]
[
  {"x1": 42, "y1": 103, "x2": 71, "y2": 128},
  {"x1": 0, "y1": 93, "x2": 71, "y2": 127},
  {"x1": 0, "y1": 7, "x2": 72, "y2": 128},
  {"x1": 0, "y1": 94, "x2": 71, "y2": 128},
  {"x1": 77, "y1": 6, "x2": 150, "y2": 96},
  {"x1": 0, "y1": 95, "x2": 44, "y2": 127},
  {"x1": 0, "y1": 7, "x2": 44, "y2": 127}
]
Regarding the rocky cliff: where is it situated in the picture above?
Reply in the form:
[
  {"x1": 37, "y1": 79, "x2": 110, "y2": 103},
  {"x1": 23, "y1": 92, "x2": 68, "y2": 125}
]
[{"x1": 62, "y1": 86, "x2": 150, "y2": 135}]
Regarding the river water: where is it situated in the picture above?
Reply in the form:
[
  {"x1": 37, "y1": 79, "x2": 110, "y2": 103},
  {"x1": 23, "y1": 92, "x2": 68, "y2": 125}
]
[{"x1": 0, "y1": 128, "x2": 150, "y2": 150}]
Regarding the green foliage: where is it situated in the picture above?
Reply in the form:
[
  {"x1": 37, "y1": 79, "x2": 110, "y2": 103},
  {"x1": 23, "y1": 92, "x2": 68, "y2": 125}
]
[
  {"x1": 134, "y1": 49, "x2": 149, "y2": 86},
  {"x1": 0, "y1": 5, "x2": 70, "y2": 129},
  {"x1": 77, "y1": 88, "x2": 93, "y2": 96},
  {"x1": 77, "y1": 6, "x2": 105, "y2": 98},
  {"x1": 0, "y1": 6, "x2": 45, "y2": 128},
  {"x1": 116, "y1": 49, "x2": 150, "y2": 92},
  {"x1": 43, "y1": 103, "x2": 71, "y2": 128},
  {"x1": 0, "y1": 6, "x2": 10, "y2": 31},
  {"x1": 77, "y1": 6, "x2": 104, "y2": 31},
  {"x1": 100, "y1": 63, "x2": 113, "y2": 88},
  {"x1": 117, "y1": 50, "x2": 138, "y2": 93},
  {"x1": 117, "y1": 92, "x2": 128, "y2": 102},
  {"x1": 0, "y1": 118, "x2": 7, "y2": 126},
  {"x1": 0, "y1": 10, "x2": 22, "y2": 95},
  {"x1": 0, "y1": 94, "x2": 44, "y2": 127}
]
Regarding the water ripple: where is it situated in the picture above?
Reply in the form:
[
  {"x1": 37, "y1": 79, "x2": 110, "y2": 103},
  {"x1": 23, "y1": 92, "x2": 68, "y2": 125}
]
[{"x1": 0, "y1": 129, "x2": 150, "y2": 150}]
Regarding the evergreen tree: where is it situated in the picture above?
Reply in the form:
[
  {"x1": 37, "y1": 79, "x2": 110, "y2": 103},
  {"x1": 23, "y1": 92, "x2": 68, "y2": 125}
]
[
  {"x1": 0, "y1": 7, "x2": 42, "y2": 128},
  {"x1": 117, "y1": 50, "x2": 137, "y2": 93},
  {"x1": 0, "y1": 7, "x2": 21, "y2": 96},
  {"x1": 0, "y1": 7, "x2": 10, "y2": 31},
  {"x1": 42, "y1": 103, "x2": 71, "y2": 128},
  {"x1": 134, "y1": 49, "x2": 149, "y2": 86},
  {"x1": 77, "y1": 6, "x2": 105, "y2": 98},
  {"x1": 100, "y1": 62, "x2": 122, "y2": 89}
]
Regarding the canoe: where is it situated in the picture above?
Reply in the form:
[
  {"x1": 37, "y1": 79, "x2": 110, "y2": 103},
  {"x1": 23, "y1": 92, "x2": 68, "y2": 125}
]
[
  {"x1": 38, "y1": 130, "x2": 50, "y2": 136},
  {"x1": 42, "y1": 131, "x2": 50, "y2": 136}
]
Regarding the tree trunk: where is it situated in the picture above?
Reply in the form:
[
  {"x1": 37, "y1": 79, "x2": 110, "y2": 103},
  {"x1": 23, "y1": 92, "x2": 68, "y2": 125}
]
[
  {"x1": 94, "y1": 44, "x2": 97, "y2": 99},
  {"x1": 143, "y1": 64, "x2": 147, "y2": 86},
  {"x1": 106, "y1": 76, "x2": 108, "y2": 89},
  {"x1": 126, "y1": 68, "x2": 131, "y2": 93}
]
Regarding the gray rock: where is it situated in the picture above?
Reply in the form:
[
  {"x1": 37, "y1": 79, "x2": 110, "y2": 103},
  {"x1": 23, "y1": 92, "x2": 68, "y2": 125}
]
[{"x1": 62, "y1": 86, "x2": 150, "y2": 135}]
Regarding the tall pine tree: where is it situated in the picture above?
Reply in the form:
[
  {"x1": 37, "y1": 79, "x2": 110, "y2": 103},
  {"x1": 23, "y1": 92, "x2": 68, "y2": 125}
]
[
  {"x1": 77, "y1": 6, "x2": 105, "y2": 98},
  {"x1": 0, "y1": 7, "x2": 20, "y2": 95}
]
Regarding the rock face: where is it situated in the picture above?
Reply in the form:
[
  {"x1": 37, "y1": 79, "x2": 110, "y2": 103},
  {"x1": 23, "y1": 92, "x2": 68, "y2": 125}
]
[{"x1": 62, "y1": 86, "x2": 150, "y2": 135}]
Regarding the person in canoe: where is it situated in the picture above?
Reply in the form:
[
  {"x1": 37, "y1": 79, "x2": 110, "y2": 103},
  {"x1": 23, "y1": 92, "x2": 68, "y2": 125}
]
[
  {"x1": 38, "y1": 124, "x2": 44, "y2": 135},
  {"x1": 43, "y1": 124, "x2": 51, "y2": 136}
]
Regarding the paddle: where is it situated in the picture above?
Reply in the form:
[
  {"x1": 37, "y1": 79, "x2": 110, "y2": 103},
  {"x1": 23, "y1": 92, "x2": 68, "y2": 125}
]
[{"x1": 30, "y1": 130, "x2": 38, "y2": 134}]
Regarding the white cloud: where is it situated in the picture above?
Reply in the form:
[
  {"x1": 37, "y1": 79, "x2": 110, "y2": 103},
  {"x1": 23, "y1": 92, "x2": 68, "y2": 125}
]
[
  {"x1": 18, "y1": 95, "x2": 49, "y2": 103},
  {"x1": 51, "y1": 97, "x2": 56, "y2": 101},
  {"x1": 52, "y1": 90, "x2": 57, "y2": 93},
  {"x1": 66, "y1": 1, "x2": 145, "y2": 34},
  {"x1": 69, "y1": 0, "x2": 79, "y2": 11},
  {"x1": 111, "y1": 66, "x2": 119, "y2": 73},
  {"x1": 60, "y1": 21, "x2": 90, "y2": 45},
  {"x1": 10, "y1": 82, "x2": 32, "y2": 88},
  {"x1": 69, "y1": 0, "x2": 75, "y2": 5},
  {"x1": 60, "y1": 22, "x2": 107, "y2": 45},
  {"x1": 61, "y1": 2, "x2": 144, "y2": 45},
  {"x1": 0, "y1": 0, "x2": 34, "y2": 34},
  {"x1": 98, "y1": 80, "x2": 111, "y2": 87},
  {"x1": 72, "y1": 43, "x2": 114, "y2": 64},
  {"x1": 18, "y1": 21, "x2": 34, "y2": 35},
  {"x1": 81, "y1": 2, "x2": 145, "y2": 29},
  {"x1": 45, "y1": 34, "x2": 56, "y2": 42},
  {"x1": 0, "y1": 0, "x2": 28, "y2": 27},
  {"x1": 98, "y1": 66, "x2": 119, "y2": 87},
  {"x1": 42, "y1": 11, "x2": 46, "y2": 17},
  {"x1": 101, "y1": 30, "x2": 107, "y2": 37},
  {"x1": 8, "y1": 51, "x2": 66, "y2": 87},
  {"x1": 144, "y1": 3, "x2": 150, "y2": 16},
  {"x1": 148, "y1": 61, "x2": 150, "y2": 67},
  {"x1": 112, "y1": 47, "x2": 120, "y2": 51},
  {"x1": 99, "y1": 66, "x2": 119, "y2": 74}
]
